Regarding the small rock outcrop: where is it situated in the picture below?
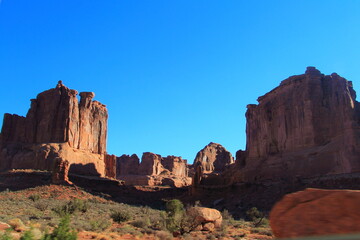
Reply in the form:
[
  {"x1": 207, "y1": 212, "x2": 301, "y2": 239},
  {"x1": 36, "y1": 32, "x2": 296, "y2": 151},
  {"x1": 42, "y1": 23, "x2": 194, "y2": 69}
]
[
  {"x1": 52, "y1": 157, "x2": 71, "y2": 184},
  {"x1": 270, "y1": 188, "x2": 360, "y2": 238},
  {"x1": 193, "y1": 142, "x2": 234, "y2": 173},
  {"x1": 116, "y1": 152, "x2": 191, "y2": 187},
  {"x1": 239, "y1": 67, "x2": 360, "y2": 182},
  {"x1": 0, "y1": 81, "x2": 109, "y2": 178}
]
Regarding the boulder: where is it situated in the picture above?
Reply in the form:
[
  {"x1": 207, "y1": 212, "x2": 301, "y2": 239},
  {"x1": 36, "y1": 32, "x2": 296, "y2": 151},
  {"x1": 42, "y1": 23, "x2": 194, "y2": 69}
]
[
  {"x1": 270, "y1": 188, "x2": 360, "y2": 238},
  {"x1": 187, "y1": 207, "x2": 222, "y2": 231}
]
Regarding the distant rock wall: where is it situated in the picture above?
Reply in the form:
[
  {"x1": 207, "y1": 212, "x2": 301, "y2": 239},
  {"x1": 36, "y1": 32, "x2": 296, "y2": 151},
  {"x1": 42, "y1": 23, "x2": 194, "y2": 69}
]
[
  {"x1": 240, "y1": 67, "x2": 360, "y2": 182},
  {"x1": 0, "y1": 81, "x2": 109, "y2": 177},
  {"x1": 116, "y1": 152, "x2": 191, "y2": 187}
]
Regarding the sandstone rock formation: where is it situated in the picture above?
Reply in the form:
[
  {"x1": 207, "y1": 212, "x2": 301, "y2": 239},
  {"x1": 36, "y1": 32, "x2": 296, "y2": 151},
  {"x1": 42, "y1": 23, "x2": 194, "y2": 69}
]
[
  {"x1": 191, "y1": 142, "x2": 234, "y2": 190},
  {"x1": 116, "y1": 152, "x2": 191, "y2": 187},
  {"x1": 0, "y1": 81, "x2": 109, "y2": 178},
  {"x1": 193, "y1": 142, "x2": 234, "y2": 173},
  {"x1": 116, "y1": 154, "x2": 140, "y2": 176},
  {"x1": 270, "y1": 188, "x2": 360, "y2": 238},
  {"x1": 239, "y1": 67, "x2": 360, "y2": 182}
]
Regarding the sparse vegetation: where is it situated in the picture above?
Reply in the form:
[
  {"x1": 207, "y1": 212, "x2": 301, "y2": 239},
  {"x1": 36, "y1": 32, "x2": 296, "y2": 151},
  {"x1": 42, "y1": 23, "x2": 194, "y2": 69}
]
[
  {"x1": 0, "y1": 184, "x2": 273, "y2": 239},
  {"x1": 110, "y1": 210, "x2": 131, "y2": 223},
  {"x1": 28, "y1": 194, "x2": 41, "y2": 202}
]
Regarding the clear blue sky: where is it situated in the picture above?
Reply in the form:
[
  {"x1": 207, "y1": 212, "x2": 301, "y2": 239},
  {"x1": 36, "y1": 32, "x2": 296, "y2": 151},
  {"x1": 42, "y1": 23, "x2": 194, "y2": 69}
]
[{"x1": 1, "y1": 0, "x2": 360, "y2": 163}]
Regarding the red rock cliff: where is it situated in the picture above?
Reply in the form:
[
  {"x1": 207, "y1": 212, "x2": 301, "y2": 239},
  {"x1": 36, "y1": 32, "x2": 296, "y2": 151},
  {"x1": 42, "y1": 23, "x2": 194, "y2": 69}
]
[{"x1": 241, "y1": 67, "x2": 360, "y2": 181}]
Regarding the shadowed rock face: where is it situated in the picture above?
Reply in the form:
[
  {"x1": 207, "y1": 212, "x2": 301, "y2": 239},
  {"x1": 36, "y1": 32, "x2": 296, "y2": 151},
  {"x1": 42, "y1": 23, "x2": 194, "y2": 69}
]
[
  {"x1": 241, "y1": 67, "x2": 360, "y2": 182},
  {"x1": 0, "y1": 81, "x2": 108, "y2": 177},
  {"x1": 116, "y1": 154, "x2": 140, "y2": 176},
  {"x1": 193, "y1": 142, "x2": 234, "y2": 173}
]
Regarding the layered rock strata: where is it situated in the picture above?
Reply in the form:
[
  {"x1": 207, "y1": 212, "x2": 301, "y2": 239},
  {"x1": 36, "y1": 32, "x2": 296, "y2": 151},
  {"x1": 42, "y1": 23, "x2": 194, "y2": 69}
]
[
  {"x1": 116, "y1": 152, "x2": 191, "y2": 187},
  {"x1": 239, "y1": 67, "x2": 360, "y2": 182},
  {"x1": 0, "y1": 81, "x2": 109, "y2": 178}
]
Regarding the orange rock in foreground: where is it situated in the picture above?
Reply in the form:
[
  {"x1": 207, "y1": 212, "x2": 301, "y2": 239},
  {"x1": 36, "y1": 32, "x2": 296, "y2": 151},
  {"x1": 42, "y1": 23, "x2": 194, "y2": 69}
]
[{"x1": 270, "y1": 188, "x2": 360, "y2": 238}]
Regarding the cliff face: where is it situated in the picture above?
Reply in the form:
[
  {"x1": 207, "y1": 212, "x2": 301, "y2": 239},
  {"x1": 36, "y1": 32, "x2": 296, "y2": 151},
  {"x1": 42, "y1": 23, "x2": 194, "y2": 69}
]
[
  {"x1": 241, "y1": 67, "x2": 360, "y2": 181},
  {"x1": 0, "y1": 81, "x2": 109, "y2": 177}
]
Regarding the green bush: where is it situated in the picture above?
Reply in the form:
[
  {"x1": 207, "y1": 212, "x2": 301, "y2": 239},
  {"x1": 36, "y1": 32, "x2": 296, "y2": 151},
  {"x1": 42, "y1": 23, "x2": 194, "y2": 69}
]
[
  {"x1": 164, "y1": 199, "x2": 199, "y2": 234},
  {"x1": 42, "y1": 215, "x2": 77, "y2": 240},
  {"x1": 0, "y1": 230, "x2": 13, "y2": 240},
  {"x1": 20, "y1": 229, "x2": 34, "y2": 240},
  {"x1": 131, "y1": 218, "x2": 150, "y2": 229},
  {"x1": 29, "y1": 194, "x2": 41, "y2": 202},
  {"x1": 110, "y1": 210, "x2": 131, "y2": 223},
  {"x1": 53, "y1": 199, "x2": 88, "y2": 216},
  {"x1": 88, "y1": 219, "x2": 112, "y2": 232},
  {"x1": 164, "y1": 199, "x2": 184, "y2": 233},
  {"x1": 246, "y1": 207, "x2": 266, "y2": 227},
  {"x1": 165, "y1": 199, "x2": 184, "y2": 217},
  {"x1": 246, "y1": 207, "x2": 262, "y2": 221}
]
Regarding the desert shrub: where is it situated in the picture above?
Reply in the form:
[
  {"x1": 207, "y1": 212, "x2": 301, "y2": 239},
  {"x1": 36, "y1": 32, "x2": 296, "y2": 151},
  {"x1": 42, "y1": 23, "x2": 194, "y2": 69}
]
[
  {"x1": 148, "y1": 213, "x2": 166, "y2": 230},
  {"x1": 165, "y1": 199, "x2": 184, "y2": 217},
  {"x1": 34, "y1": 201, "x2": 48, "y2": 211},
  {"x1": 131, "y1": 218, "x2": 150, "y2": 229},
  {"x1": 110, "y1": 210, "x2": 131, "y2": 223},
  {"x1": 88, "y1": 219, "x2": 112, "y2": 232},
  {"x1": 194, "y1": 200, "x2": 202, "y2": 207},
  {"x1": 246, "y1": 207, "x2": 262, "y2": 221},
  {"x1": 29, "y1": 194, "x2": 41, "y2": 202},
  {"x1": 221, "y1": 209, "x2": 233, "y2": 221},
  {"x1": 164, "y1": 199, "x2": 199, "y2": 235},
  {"x1": 52, "y1": 199, "x2": 88, "y2": 216},
  {"x1": 164, "y1": 199, "x2": 184, "y2": 233},
  {"x1": 19, "y1": 229, "x2": 34, "y2": 240},
  {"x1": 0, "y1": 230, "x2": 13, "y2": 240},
  {"x1": 246, "y1": 207, "x2": 266, "y2": 227},
  {"x1": 42, "y1": 215, "x2": 77, "y2": 240}
]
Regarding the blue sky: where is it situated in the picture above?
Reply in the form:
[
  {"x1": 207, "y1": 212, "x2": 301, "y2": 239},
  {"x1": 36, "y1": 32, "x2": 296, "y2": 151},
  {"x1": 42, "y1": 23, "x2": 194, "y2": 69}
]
[{"x1": 1, "y1": 1, "x2": 360, "y2": 163}]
